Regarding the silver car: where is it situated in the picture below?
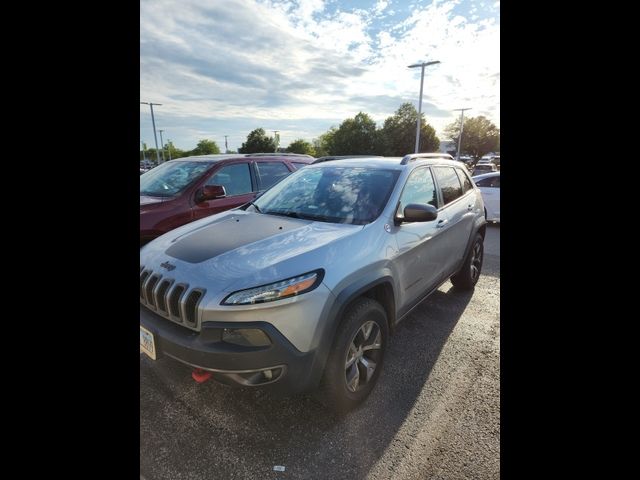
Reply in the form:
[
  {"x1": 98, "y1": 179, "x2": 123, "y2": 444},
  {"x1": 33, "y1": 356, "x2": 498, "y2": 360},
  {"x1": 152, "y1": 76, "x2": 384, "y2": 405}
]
[{"x1": 140, "y1": 155, "x2": 487, "y2": 411}]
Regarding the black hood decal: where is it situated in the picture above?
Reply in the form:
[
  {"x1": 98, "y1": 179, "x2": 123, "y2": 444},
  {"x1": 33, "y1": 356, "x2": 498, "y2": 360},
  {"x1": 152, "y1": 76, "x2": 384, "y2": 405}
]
[{"x1": 165, "y1": 214, "x2": 305, "y2": 263}]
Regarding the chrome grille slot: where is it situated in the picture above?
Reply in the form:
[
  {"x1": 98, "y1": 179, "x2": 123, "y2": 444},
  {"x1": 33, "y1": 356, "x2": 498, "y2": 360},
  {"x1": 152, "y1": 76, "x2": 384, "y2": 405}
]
[
  {"x1": 183, "y1": 289, "x2": 205, "y2": 326},
  {"x1": 140, "y1": 270, "x2": 150, "y2": 302},
  {"x1": 145, "y1": 274, "x2": 161, "y2": 308},
  {"x1": 168, "y1": 284, "x2": 187, "y2": 322},
  {"x1": 154, "y1": 279, "x2": 173, "y2": 313}
]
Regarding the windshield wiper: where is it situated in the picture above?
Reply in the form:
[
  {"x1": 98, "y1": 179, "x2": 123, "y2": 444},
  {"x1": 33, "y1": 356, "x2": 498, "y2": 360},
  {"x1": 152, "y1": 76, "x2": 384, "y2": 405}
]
[{"x1": 263, "y1": 210, "x2": 331, "y2": 222}]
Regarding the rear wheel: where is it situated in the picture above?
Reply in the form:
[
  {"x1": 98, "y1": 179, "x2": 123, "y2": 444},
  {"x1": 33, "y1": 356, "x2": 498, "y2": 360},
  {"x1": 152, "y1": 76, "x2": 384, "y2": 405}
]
[
  {"x1": 451, "y1": 233, "x2": 484, "y2": 289},
  {"x1": 317, "y1": 298, "x2": 388, "y2": 412}
]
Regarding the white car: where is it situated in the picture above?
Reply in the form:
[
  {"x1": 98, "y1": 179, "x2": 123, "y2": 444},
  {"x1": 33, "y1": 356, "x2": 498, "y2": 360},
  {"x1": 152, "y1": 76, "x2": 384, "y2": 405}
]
[{"x1": 473, "y1": 172, "x2": 500, "y2": 222}]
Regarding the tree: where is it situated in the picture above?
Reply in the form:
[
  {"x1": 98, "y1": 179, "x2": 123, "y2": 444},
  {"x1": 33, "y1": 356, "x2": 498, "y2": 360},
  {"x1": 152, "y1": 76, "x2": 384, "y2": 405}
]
[
  {"x1": 378, "y1": 103, "x2": 439, "y2": 156},
  {"x1": 166, "y1": 141, "x2": 188, "y2": 159},
  {"x1": 312, "y1": 128, "x2": 336, "y2": 157},
  {"x1": 189, "y1": 139, "x2": 220, "y2": 156},
  {"x1": 287, "y1": 138, "x2": 315, "y2": 156},
  {"x1": 238, "y1": 128, "x2": 276, "y2": 153},
  {"x1": 443, "y1": 115, "x2": 500, "y2": 160},
  {"x1": 329, "y1": 112, "x2": 378, "y2": 155}
]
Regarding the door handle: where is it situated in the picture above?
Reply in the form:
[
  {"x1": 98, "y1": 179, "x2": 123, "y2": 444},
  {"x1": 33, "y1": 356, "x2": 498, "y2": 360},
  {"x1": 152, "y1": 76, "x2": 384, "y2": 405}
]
[{"x1": 436, "y1": 219, "x2": 449, "y2": 228}]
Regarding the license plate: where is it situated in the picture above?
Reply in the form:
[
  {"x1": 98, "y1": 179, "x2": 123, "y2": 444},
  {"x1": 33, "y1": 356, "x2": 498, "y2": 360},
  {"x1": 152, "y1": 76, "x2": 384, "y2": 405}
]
[{"x1": 140, "y1": 325, "x2": 156, "y2": 360}]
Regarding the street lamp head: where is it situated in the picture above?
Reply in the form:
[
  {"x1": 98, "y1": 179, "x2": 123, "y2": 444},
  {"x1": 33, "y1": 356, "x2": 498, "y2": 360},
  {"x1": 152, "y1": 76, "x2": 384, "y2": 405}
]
[{"x1": 408, "y1": 60, "x2": 441, "y2": 68}]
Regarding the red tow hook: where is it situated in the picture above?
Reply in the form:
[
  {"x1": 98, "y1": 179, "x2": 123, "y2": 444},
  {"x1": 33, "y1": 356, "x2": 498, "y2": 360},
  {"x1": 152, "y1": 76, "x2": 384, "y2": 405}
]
[{"x1": 191, "y1": 368, "x2": 213, "y2": 383}]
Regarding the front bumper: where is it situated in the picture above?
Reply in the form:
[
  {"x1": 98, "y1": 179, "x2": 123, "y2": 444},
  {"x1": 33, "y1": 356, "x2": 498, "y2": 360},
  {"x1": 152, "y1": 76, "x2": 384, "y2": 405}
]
[{"x1": 140, "y1": 305, "x2": 318, "y2": 393}]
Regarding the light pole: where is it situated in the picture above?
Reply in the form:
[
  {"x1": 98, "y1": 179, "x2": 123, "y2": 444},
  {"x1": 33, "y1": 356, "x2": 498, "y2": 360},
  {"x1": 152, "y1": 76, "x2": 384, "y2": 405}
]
[
  {"x1": 224, "y1": 135, "x2": 229, "y2": 153},
  {"x1": 272, "y1": 131, "x2": 280, "y2": 152},
  {"x1": 141, "y1": 141, "x2": 147, "y2": 162},
  {"x1": 453, "y1": 108, "x2": 471, "y2": 161},
  {"x1": 167, "y1": 139, "x2": 172, "y2": 161},
  {"x1": 158, "y1": 129, "x2": 166, "y2": 163},
  {"x1": 408, "y1": 61, "x2": 440, "y2": 153},
  {"x1": 140, "y1": 102, "x2": 162, "y2": 164}
]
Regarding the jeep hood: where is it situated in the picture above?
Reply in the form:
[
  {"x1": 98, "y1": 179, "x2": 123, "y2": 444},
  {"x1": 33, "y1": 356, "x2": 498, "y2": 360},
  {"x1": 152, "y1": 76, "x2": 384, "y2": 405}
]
[{"x1": 140, "y1": 210, "x2": 364, "y2": 294}]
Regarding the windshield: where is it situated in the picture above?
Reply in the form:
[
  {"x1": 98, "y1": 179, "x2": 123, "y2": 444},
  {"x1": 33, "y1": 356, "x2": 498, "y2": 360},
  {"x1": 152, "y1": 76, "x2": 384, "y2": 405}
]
[
  {"x1": 140, "y1": 161, "x2": 212, "y2": 197},
  {"x1": 253, "y1": 166, "x2": 400, "y2": 225}
]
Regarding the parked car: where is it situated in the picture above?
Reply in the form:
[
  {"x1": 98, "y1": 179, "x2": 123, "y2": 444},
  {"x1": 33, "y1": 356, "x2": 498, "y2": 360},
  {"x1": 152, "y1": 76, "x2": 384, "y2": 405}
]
[
  {"x1": 140, "y1": 154, "x2": 314, "y2": 245},
  {"x1": 472, "y1": 162, "x2": 498, "y2": 176},
  {"x1": 473, "y1": 172, "x2": 500, "y2": 222},
  {"x1": 140, "y1": 154, "x2": 487, "y2": 411}
]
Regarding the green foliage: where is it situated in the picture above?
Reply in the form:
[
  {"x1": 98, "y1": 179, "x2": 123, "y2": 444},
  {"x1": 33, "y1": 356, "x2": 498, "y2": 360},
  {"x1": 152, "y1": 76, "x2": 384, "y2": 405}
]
[
  {"x1": 312, "y1": 128, "x2": 336, "y2": 157},
  {"x1": 190, "y1": 139, "x2": 221, "y2": 155},
  {"x1": 287, "y1": 138, "x2": 315, "y2": 156},
  {"x1": 329, "y1": 112, "x2": 378, "y2": 155},
  {"x1": 443, "y1": 115, "x2": 500, "y2": 160},
  {"x1": 238, "y1": 128, "x2": 276, "y2": 153},
  {"x1": 378, "y1": 103, "x2": 439, "y2": 156}
]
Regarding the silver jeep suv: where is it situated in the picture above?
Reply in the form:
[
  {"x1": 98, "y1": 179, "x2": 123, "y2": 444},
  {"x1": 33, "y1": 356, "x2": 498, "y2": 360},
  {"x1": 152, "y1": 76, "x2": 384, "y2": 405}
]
[{"x1": 140, "y1": 155, "x2": 487, "y2": 411}]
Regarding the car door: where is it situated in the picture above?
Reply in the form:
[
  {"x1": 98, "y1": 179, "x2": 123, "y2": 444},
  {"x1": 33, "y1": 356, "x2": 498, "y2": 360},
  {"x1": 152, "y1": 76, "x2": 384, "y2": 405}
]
[
  {"x1": 393, "y1": 166, "x2": 450, "y2": 309},
  {"x1": 476, "y1": 174, "x2": 500, "y2": 221},
  {"x1": 254, "y1": 161, "x2": 293, "y2": 192},
  {"x1": 192, "y1": 161, "x2": 256, "y2": 220},
  {"x1": 432, "y1": 166, "x2": 476, "y2": 277}
]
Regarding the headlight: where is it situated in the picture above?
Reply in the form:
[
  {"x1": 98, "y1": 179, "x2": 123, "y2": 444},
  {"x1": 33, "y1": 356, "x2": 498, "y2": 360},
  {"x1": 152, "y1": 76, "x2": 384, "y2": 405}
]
[{"x1": 221, "y1": 270, "x2": 324, "y2": 305}]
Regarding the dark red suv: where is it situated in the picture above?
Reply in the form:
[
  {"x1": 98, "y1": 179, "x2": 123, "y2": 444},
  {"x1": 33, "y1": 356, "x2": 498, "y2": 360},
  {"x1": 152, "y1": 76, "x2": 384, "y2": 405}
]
[{"x1": 140, "y1": 153, "x2": 313, "y2": 245}]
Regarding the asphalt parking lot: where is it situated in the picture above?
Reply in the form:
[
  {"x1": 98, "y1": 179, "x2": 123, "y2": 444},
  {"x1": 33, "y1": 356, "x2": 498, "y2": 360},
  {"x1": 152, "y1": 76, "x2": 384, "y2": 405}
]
[{"x1": 140, "y1": 224, "x2": 500, "y2": 480}]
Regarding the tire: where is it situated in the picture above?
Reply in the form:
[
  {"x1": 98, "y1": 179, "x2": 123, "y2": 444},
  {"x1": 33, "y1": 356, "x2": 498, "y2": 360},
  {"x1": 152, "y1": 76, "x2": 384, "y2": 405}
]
[
  {"x1": 316, "y1": 297, "x2": 389, "y2": 412},
  {"x1": 451, "y1": 233, "x2": 484, "y2": 289}
]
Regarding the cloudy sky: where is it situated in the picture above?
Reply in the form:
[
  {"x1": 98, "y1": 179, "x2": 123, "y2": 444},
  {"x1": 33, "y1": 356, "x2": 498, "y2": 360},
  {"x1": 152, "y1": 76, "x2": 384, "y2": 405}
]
[{"x1": 140, "y1": 0, "x2": 499, "y2": 152}]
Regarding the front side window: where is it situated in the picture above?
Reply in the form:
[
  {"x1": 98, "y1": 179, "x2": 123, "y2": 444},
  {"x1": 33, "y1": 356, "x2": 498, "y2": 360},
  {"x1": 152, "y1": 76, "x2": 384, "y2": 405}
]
[
  {"x1": 254, "y1": 166, "x2": 400, "y2": 225},
  {"x1": 476, "y1": 176, "x2": 500, "y2": 188},
  {"x1": 398, "y1": 167, "x2": 438, "y2": 212},
  {"x1": 433, "y1": 166, "x2": 463, "y2": 205},
  {"x1": 207, "y1": 163, "x2": 252, "y2": 196},
  {"x1": 256, "y1": 162, "x2": 291, "y2": 190},
  {"x1": 140, "y1": 161, "x2": 212, "y2": 197}
]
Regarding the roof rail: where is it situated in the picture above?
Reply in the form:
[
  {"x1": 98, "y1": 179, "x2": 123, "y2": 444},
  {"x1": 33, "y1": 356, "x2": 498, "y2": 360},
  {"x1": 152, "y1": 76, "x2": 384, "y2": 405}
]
[
  {"x1": 400, "y1": 153, "x2": 455, "y2": 165},
  {"x1": 312, "y1": 155, "x2": 384, "y2": 164},
  {"x1": 245, "y1": 153, "x2": 314, "y2": 158}
]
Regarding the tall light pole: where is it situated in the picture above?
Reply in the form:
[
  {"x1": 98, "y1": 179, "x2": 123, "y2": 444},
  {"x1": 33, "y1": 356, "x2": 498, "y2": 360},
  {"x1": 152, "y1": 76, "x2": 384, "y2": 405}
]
[
  {"x1": 167, "y1": 139, "x2": 172, "y2": 161},
  {"x1": 158, "y1": 129, "x2": 166, "y2": 163},
  {"x1": 141, "y1": 141, "x2": 147, "y2": 162},
  {"x1": 453, "y1": 108, "x2": 471, "y2": 161},
  {"x1": 140, "y1": 102, "x2": 162, "y2": 164},
  {"x1": 408, "y1": 60, "x2": 440, "y2": 153},
  {"x1": 273, "y1": 130, "x2": 280, "y2": 152},
  {"x1": 224, "y1": 135, "x2": 229, "y2": 153}
]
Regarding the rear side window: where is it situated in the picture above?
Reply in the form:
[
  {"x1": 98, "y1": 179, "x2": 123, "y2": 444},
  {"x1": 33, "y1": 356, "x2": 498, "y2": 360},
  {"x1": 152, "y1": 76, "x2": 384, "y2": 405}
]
[
  {"x1": 292, "y1": 162, "x2": 308, "y2": 170},
  {"x1": 207, "y1": 163, "x2": 252, "y2": 196},
  {"x1": 257, "y1": 162, "x2": 291, "y2": 190},
  {"x1": 433, "y1": 166, "x2": 463, "y2": 205},
  {"x1": 476, "y1": 176, "x2": 500, "y2": 188},
  {"x1": 456, "y1": 168, "x2": 473, "y2": 193},
  {"x1": 398, "y1": 167, "x2": 438, "y2": 209}
]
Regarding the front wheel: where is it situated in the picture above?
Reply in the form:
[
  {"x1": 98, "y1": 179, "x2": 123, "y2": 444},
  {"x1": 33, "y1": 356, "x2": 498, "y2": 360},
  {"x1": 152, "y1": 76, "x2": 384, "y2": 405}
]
[
  {"x1": 317, "y1": 298, "x2": 388, "y2": 412},
  {"x1": 451, "y1": 233, "x2": 484, "y2": 289}
]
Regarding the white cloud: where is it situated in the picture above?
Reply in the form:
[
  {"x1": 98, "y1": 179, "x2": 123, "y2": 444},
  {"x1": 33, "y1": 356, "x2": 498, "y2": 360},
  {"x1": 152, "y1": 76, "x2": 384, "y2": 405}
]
[{"x1": 140, "y1": 0, "x2": 499, "y2": 149}]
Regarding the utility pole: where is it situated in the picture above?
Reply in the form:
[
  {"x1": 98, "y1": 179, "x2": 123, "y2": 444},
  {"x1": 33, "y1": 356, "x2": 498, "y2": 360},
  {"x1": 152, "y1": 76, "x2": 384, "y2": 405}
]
[
  {"x1": 140, "y1": 102, "x2": 162, "y2": 164},
  {"x1": 158, "y1": 129, "x2": 166, "y2": 163},
  {"x1": 224, "y1": 135, "x2": 229, "y2": 153},
  {"x1": 408, "y1": 61, "x2": 440, "y2": 153},
  {"x1": 453, "y1": 108, "x2": 471, "y2": 161},
  {"x1": 273, "y1": 130, "x2": 280, "y2": 152}
]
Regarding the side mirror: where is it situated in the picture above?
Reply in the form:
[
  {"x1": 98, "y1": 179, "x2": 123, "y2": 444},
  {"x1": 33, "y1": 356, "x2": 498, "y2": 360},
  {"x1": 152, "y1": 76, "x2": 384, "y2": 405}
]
[
  {"x1": 397, "y1": 203, "x2": 438, "y2": 224},
  {"x1": 197, "y1": 184, "x2": 226, "y2": 202}
]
